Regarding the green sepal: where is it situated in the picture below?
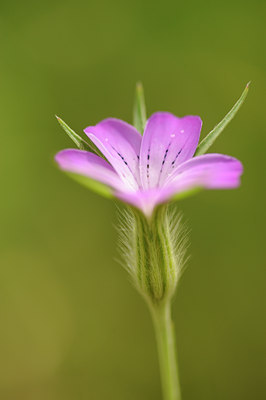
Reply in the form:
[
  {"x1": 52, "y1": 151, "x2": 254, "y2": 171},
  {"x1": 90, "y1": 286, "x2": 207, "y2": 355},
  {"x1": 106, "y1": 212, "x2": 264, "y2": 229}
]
[
  {"x1": 64, "y1": 171, "x2": 113, "y2": 199},
  {"x1": 119, "y1": 205, "x2": 187, "y2": 306},
  {"x1": 56, "y1": 116, "x2": 107, "y2": 160},
  {"x1": 133, "y1": 82, "x2": 147, "y2": 134},
  {"x1": 195, "y1": 83, "x2": 250, "y2": 156},
  {"x1": 171, "y1": 187, "x2": 202, "y2": 201}
]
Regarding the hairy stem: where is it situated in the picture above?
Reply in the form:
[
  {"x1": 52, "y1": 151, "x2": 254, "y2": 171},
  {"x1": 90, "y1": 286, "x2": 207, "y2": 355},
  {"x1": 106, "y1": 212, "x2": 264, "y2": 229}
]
[
  {"x1": 118, "y1": 205, "x2": 186, "y2": 400},
  {"x1": 150, "y1": 301, "x2": 181, "y2": 400}
]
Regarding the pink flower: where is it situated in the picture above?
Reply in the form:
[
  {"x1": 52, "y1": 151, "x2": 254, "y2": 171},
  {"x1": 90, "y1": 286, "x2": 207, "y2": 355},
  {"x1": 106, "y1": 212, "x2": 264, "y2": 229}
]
[{"x1": 55, "y1": 112, "x2": 243, "y2": 217}]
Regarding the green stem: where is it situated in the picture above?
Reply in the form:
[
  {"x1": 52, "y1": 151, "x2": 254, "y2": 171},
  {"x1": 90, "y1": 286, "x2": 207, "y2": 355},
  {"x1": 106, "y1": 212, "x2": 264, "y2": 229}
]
[{"x1": 150, "y1": 301, "x2": 181, "y2": 400}]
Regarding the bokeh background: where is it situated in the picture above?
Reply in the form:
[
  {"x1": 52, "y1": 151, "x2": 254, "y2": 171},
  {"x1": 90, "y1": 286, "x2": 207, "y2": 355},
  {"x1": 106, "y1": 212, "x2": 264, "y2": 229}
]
[{"x1": 0, "y1": 0, "x2": 265, "y2": 399}]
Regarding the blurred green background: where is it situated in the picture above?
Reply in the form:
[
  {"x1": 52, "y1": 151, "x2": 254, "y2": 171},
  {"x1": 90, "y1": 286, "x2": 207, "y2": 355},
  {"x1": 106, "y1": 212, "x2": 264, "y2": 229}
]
[{"x1": 0, "y1": 0, "x2": 265, "y2": 399}]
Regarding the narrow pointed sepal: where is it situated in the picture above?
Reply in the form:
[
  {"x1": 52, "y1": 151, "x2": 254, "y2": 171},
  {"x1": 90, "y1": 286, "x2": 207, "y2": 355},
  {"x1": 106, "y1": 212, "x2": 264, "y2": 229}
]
[
  {"x1": 56, "y1": 116, "x2": 106, "y2": 159},
  {"x1": 65, "y1": 172, "x2": 113, "y2": 198},
  {"x1": 133, "y1": 82, "x2": 147, "y2": 135},
  {"x1": 195, "y1": 83, "x2": 250, "y2": 156},
  {"x1": 54, "y1": 149, "x2": 120, "y2": 199}
]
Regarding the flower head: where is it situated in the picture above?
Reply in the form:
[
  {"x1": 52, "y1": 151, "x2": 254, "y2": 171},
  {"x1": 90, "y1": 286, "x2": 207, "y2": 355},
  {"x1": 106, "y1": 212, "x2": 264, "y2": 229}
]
[{"x1": 55, "y1": 112, "x2": 243, "y2": 217}]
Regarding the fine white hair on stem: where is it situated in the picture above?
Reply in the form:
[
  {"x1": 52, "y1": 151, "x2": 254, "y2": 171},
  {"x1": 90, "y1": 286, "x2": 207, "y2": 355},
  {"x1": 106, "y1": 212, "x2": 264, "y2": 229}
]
[
  {"x1": 116, "y1": 206, "x2": 137, "y2": 275},
  {"x1": 116, "y1": 204, "x2": 190, "y2": 300},
  {"x1": 167, "y1": 204, "x2": 190, "y2": 285}
]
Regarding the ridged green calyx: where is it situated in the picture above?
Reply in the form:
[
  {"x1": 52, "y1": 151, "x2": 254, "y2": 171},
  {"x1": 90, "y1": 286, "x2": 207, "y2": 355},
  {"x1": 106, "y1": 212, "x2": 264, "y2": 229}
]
[{"x1": 119, "y1": 205, "x2": 188, "y2": 306}]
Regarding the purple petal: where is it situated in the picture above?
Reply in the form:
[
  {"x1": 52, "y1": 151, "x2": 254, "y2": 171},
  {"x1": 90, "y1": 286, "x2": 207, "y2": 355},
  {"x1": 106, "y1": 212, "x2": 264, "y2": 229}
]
[
  {"x1": 116, "y1": 188, "x2": 167, "y2": 217},
  {"x1": 84, "y1": 118, "x2": 142, "y2": 191},
  {"x1": 139, "y1": 112, "x2": 202, "y2": 189},
  {"x1": 165, "y1": 153, "x2": 243, "y2": 194},
  {"x1": 116, "y1": 185, "x2": 193, "y2": 217},
  {"x1": 55, "y1": 149, "x2": 126, "y2": 191},
  {"x1": 117, "y1": 154, "x2": 243, "y2": 217}
]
